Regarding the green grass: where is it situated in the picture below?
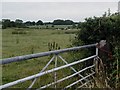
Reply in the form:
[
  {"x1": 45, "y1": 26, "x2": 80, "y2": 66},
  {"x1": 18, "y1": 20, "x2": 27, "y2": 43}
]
[
  {"x1": 2, "y1": 28, "x2": 77, "y2": 58},
  {"x1": 2, "y1": 28, "x2": 80, "y2": 88},
  {"x1": 28, "y1": 25, "x2": 73, "y2": 29}
]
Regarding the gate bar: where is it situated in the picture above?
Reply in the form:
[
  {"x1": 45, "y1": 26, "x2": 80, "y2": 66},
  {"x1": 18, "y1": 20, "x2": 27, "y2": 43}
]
[{"x1": 1, "y1": 44, "x2": 96, "y2": 64}]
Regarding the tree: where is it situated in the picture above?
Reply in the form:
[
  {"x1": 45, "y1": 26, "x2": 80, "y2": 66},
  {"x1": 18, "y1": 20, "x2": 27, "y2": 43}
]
[
  {"x1": 36, "y1": 20, "x2": 43, "y2": 25},
  {"x1": 24, "y1": 21, "x2": 32, "y2": 26},
  {"x1": 24, "y1": 21, "x2": 36, "y2": 26},
  {"x1": 2, "y1": 19, "x2": 11, "y2": 29},
  {"x1": 53, "y1": 19, "x2": 64, "y2": 25},
  {"x1": 10, "y1": 21, "x2": 16, "y2": 27},
  {"x1": 64, "y1": 20, "x2": 74, "y2": 25},
  {"x1": 31, "y1": 21, "x2": 35, "y2": 25},
  {"x1": 15, "y1": 19, "x2": 24, "y2": 28},
  {"x1": 15, "y1": 19, "x2": 23, "y2": 24},
  {"x1": 53, "y1": 19, "x2": 74, "y2": 25}
]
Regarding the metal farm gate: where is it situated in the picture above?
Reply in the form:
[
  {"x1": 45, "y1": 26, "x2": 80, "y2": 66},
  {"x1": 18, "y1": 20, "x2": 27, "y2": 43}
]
[{"x1": 0, "y1": 43, "x2": 99, "y2": 89}]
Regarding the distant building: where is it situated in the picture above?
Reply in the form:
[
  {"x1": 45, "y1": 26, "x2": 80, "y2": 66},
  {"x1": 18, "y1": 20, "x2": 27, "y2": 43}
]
[{"x1": 118, "y1": 1, "x2": 120, "y2": 13}]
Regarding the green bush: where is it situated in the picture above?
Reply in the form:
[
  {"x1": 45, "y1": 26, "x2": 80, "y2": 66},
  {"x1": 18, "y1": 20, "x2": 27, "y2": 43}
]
[{"x1": 73, "y1": 12, "x2": 120, "y2": 88}]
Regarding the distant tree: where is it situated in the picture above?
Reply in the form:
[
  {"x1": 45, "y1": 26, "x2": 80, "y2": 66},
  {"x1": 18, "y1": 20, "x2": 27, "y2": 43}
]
[
  {"x1": 53, "y1": 19, "x2": 74, "y2": 25},
  {"x1": 10, "y1": 21, "x2": 16, "y2": 27},
  {"x1": 15, "y1": 19, "x2": 23, "y2": 24},
  {"x1": 24, "y1": 21, "x2": 32, "y2": 26},
  {"x1": 15, "y1": 19, "x2": 24, "y2": 28},
  {"x1": 36, "y1": 20, "x2": 43, "y2": 25},
  {"x1": 24, "y1": 21, "x2": 36, "y2": 26},
  {"x1": 2, "y1": 19, "x2": 11, "y2": 29},
  {"x1": 31, "y1": 21, "x2": 35, "y2": 25},
  {"x1": 64, "y1": 20, "x2": 74, "y2": 25},
  {"x1": 2, "y1": 19, "x2": 26, "y2": 29},
  {"x1": 53, "y1": 19, "x2": 64, "y2": 25}
]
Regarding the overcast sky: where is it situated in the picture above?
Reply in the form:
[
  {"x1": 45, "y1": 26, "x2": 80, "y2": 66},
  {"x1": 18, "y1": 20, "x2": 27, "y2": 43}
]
[{"x1": 2, "y1": 0, "x2": 119, "y2": 22}]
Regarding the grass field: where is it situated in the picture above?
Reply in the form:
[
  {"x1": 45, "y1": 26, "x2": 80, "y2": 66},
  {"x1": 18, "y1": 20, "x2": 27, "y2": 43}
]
[
  {"x1": 28, "y1": 25, "x2": 73, "y2": 29},
  {"x1": 2, "y1": 28, "x2": 77, "y2": 58},
  {"x1": 2, "y1": 28, "x2": 81, "y2": 88}
]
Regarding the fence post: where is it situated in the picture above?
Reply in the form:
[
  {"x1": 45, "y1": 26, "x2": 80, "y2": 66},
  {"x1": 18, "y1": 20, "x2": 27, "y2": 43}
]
[
  {"x1": 54, "y1": 54, "x2": 58, "y2": 88},
  {"x1": 96, "y1": 43, "x2": 98, "y2": 56},
  {"x1": 95, "y1": 43, "x2": 99, "y2": 74}
]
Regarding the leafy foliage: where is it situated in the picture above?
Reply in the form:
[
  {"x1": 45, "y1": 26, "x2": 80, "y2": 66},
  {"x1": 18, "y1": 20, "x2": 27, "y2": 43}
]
[
  {"x1": 2, "y1": 19, "x2": 25, "y2": 29},
  {"x1": 73, "y1": 12, "x2": 120, "y2": 88}
]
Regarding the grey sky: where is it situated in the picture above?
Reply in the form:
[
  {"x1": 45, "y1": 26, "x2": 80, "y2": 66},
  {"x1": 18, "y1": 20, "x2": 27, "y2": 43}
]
[
  {"x1": 2, "y1": 0, "x2": 120, "y2": 2},
  {"x1": 2, "y1": 2, "x2": 119, "y2": 22}
]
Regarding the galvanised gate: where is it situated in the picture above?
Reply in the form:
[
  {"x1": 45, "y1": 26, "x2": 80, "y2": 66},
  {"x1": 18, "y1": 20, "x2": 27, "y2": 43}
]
[{"x1": 0, "y1": 43, "x2": 99, "y2": 89}]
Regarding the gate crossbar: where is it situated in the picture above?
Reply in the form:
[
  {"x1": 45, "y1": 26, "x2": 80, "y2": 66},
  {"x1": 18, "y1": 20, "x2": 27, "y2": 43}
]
[{"x1": 1, "y1": 44, "x2": 96, "y2": 64}]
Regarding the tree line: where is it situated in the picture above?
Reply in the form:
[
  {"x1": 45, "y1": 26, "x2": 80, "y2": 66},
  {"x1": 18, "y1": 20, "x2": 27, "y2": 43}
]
[{"x1": 2, "y1": 19, "x2": 78, "y2": 29}]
